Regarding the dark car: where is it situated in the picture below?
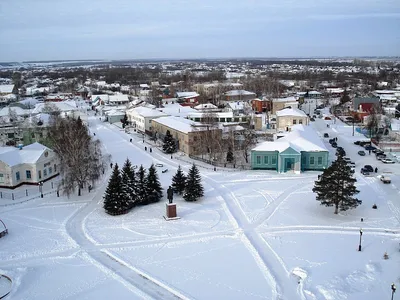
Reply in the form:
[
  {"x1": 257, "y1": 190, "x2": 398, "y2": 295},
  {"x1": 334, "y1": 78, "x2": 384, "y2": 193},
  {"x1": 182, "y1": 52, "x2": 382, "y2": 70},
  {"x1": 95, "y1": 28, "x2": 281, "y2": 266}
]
[
  {"x1": 324, "y1": 133, "x2": 329, "y2": 138},
  {"x1": 376, "y1": 154, "x2": 387, "y2": 160},
  {"x1": 358, "y1": 150, "x2": 366, "y2": 156},
  {"x1": 331, "y1": 142, "x2": 337, "y2": 148},
  {"x1": 361, "y1": 165, "x2": 374, "y2": 173},
  {"x1": 364, "y1": 145, "x2": 376, "y2": 151},
  {"x1": 372, "y1": 148, "x2": 382, "y2": 153}
]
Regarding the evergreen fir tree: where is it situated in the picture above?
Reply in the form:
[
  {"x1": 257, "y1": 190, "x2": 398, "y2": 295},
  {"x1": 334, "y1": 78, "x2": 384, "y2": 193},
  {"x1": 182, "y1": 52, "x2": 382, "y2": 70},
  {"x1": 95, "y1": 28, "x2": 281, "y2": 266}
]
[
  {"x1": 171, "y1": 165, "x2": 186, "y2": 194},
  {"x1": 162, "y1": 130, "x2": 177, "y2": 154},
  {"x1": 226, "y1": 147, "x2": 234, "y2": 163},
  {"x1": 103, "y1": 164, "x2": 127, "y2": 215},
  {"x1": 183, "y1": 164, "x2": 204, "y2": 202},
  {"x1": 121, "y1": 158, "x2": 137, "y2": 208},
  {"x1": 144, "y1": 164, "x2": 163, "y2": 204},
  {"x1": 313, "y1": 155, "x2": 361, "y2": 214},
  {"x1": 136, "y1": 165, "x2": 147, "y2": 205}
]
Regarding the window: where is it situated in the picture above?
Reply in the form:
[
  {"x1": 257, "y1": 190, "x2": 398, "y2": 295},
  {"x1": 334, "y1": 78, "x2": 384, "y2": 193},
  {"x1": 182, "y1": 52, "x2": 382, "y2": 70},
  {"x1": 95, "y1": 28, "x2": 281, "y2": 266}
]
[
  {"x1": 310, "y1": 157, "x2": 315, "y2": 165},
  {"x1": 49, "y1": 167, "x2": 53, "y2": 175},
  {"x1": 293, "y1": 119, "x2": 297, "y2": 125},
  {"x1": 26, "y1": 170, "x2": 31, "y2": 179},
  {"x1": 318, "y1": 157, "x2": 322, "y2": 165},
  {"x1": 264, "y1": 156, "x2": 269, "y2": 164},
  {"x1": 272, "y1": 156, "x2": 277, "y2": 165},
  {"x1": 43, "y1": 169, "x2": 47, "y2": 177},
  {"x1": 54, "y1": 164, "x2": 57, "y2": 172},
  {"x1": 16, "y1": 171, "x2": 20, "y2": 181},
  {"x1": 0, "y1": 174, "x2": 3, "y2": 183},
  {"x1": 38, "y1": 170, "x2": 42, "y2": 179},
  {"x1": 299, "y1": 119, "x2": 303, "y2": 124},
  {"x1": 256, "y1": 156, "x2": 261, "y2": 164}
]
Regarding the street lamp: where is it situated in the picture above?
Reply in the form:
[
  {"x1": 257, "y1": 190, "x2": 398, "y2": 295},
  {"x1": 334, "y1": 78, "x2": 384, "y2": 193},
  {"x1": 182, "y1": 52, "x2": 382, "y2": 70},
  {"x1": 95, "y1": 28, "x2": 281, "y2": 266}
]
[
  {"x1": 358, "y1": 228, "x2": 363, "y2": 251},
  {"x1": 38, "y1": 181, "x2": 43, "y2": 198},
  {"x1": 392, "y1": 283, "x2": 396, "y2": 300}
]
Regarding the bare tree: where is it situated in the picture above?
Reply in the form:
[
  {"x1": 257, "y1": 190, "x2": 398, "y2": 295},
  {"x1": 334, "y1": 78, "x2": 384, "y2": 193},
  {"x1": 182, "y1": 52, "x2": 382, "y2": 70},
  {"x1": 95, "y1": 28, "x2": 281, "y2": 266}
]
[
  {"x1": 48, "y1": 117, "x2": 110, "y2": 196},
  {"x1": 240, "y1": 126, "x2": 257, "y2": 164},
  {"x1": 365, "y1": 104, "x2": 380, "y2": 142}
]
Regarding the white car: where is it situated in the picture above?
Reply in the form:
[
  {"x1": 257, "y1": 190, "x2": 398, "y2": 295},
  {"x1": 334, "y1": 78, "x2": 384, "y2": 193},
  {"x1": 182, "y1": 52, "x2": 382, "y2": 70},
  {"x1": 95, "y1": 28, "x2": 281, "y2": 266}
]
[{"x1": 381, "y1": 158, "x2": 395, "y2": 164}]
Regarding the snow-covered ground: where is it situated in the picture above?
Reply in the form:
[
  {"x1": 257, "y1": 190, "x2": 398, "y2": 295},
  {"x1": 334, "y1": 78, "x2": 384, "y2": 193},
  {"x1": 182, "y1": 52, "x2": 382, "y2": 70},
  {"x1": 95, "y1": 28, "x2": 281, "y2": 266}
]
[{"x1": 0, "y1": 113, "x2": 399, "y2": 300}]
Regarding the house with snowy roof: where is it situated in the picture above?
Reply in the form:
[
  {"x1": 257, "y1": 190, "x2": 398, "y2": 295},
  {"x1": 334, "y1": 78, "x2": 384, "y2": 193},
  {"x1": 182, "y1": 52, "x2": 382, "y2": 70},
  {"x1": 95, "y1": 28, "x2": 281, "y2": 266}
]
[
  {"x1": 126, "y1": 106, "x2": 168, "y2": 134},
  {"x1": 0, "y1": 142, "x2": 59, "y2": 188},
  {"x1": 250, "y1": 124, "x2": 329, "y2": 173},
  {"x1": 224, "y1": 90, "x2": 256, "y2": 102},
  {"x1": 276, "y1": 108, "x2": 309, "y2": 132},
  {"x1": 151, "y1": 116, "x2": 222, "y2": 155},
  {"x1": 176, "y1": 92, "x2": 200, "y2": 107}
]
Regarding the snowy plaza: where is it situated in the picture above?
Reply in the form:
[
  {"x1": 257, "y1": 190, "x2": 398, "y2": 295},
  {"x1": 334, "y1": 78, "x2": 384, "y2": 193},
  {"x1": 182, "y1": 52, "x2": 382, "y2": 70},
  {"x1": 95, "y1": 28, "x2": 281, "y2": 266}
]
[{"x1": 0, "y1": 115, "x2": 399, "y2": 300}]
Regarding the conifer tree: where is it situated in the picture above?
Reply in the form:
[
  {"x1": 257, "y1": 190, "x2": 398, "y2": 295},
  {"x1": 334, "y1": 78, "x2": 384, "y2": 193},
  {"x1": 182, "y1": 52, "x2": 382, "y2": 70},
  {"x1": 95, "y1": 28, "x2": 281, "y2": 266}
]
[
  {"x1": 171, "y1": 165, "x2": 186, "y2": 194},
  {"x1": 226, "y1": 147, "x2": 234, "y2": 163},
  {"x1": 183, "y1": 164, "x2": 204, "y2": 202},
  {"x1": 136, "y1": 165, "x2": 147, "y2": 205},
  {"x1": 121, "y1": 158, "x2": 137, "y2": 207},
  {"x1": 145, "y1": 164, "x2": 163, "y2": 204},
  {"x1": 103, "y1": 164, "x2": 127, "y2": 215},
  {"x1": 313, "y1": 154, "x2": 361, "y2": 214},
  {"x1": 162, "y1": 130, "x2": 177, "y2": 154}
]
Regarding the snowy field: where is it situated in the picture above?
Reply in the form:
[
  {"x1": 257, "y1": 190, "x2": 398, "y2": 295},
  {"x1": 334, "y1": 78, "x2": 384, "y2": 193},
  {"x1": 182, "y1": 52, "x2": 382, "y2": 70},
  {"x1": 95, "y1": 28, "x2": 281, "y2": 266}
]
[{"x1": 0, "y1": 114, "x2": 399, "y2": 300}]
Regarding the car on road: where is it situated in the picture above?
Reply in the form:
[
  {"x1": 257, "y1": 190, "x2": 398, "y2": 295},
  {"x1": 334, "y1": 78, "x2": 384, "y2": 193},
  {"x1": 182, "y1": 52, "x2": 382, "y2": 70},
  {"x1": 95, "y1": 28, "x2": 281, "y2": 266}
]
[
  {"x1": 324, "y1": 133, "x2": 329, "y2": 138},
  {"x1": 376, "y1": 154, "x2": 387, "y2": 160},
  {"x1": 361, "y1": 170, "x2": 373, "y2": 176},
  {"x1": 358, "y1": 150, "x2": 366, "y2": 156},
  {"x1": 155, "y1": 163, "x2": 163, "y2": 167},
  {"x1": 381, "y1": 158, "x2": 395, "y2": 164}
]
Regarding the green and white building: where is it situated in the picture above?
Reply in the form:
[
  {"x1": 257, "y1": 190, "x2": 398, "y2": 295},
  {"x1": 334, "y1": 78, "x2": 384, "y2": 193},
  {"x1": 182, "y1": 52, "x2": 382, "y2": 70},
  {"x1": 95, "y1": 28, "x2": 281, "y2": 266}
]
[{"x1": 251, "y1": 124, "x2": 329, "y2": 173}]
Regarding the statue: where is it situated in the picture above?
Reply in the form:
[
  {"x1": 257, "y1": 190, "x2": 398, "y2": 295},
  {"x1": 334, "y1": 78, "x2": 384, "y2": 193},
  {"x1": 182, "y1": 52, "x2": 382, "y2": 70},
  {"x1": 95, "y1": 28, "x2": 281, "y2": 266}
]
[{"x1": 167, "y1": 186, "x2": 174, "y2": 204}]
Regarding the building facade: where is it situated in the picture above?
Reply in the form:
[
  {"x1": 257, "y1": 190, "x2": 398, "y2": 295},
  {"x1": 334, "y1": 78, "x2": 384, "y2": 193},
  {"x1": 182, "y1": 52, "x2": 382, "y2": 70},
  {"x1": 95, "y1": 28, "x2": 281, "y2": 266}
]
[
  {"x1": 276, "y1": 108, "x2": 309, "y2": 132},
  {"x1": 126, "y1": 106, "x2": 168, "y2": 134}
]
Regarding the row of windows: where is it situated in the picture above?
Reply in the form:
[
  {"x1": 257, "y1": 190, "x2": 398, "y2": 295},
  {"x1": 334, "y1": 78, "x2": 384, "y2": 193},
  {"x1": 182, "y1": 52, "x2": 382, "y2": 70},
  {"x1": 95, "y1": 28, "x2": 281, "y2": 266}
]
[
  {"x1": 256, "y1": 156, "x2": 324, "y2": 165},
  {"x1": 292, "y1": 119, "x2": 303, "y2": 125},
  {"x1": 256, "y1": 156, "x2": 277, "y2": 165},
  {"x1": 14, "y1": 164, "x2": 57, "y2": 182}
]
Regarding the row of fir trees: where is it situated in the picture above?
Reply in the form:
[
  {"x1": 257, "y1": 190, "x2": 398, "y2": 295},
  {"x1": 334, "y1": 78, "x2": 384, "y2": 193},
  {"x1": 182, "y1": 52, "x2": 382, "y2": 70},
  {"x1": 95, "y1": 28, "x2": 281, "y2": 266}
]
[
  {"x1": 103, "y1": 159, "x2": 163, "y2": 215},
  {"x1": 103, "y1": 160, "x2": 204, "y2": 215}
]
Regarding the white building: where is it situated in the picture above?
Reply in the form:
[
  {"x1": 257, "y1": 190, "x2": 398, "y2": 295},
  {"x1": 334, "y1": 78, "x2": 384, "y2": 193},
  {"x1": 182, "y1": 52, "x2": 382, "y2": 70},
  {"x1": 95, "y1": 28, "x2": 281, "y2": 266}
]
[
  {"x1": 0, "y1": 143, "x2": 59, "y2": 188},
  {"x1": 276, "y1": 108, "x2": 309, "y2": 132},
  {"x1": 126, "y1": 106, "x2": 168, "y2": 134}
]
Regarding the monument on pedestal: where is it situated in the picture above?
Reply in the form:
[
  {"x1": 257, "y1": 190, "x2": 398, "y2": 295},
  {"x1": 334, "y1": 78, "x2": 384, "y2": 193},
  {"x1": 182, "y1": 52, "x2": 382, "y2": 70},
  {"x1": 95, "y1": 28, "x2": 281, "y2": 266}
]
[{"x1": 164, "y1": 186, "x2": 180, "y2": 220}]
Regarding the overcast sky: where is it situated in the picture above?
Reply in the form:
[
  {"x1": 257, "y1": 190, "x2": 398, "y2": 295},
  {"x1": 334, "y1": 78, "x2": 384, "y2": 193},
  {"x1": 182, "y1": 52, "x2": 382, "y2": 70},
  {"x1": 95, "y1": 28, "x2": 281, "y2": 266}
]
[{"x1": 0, "y1": 0, "x2": 399, "y2": 62}]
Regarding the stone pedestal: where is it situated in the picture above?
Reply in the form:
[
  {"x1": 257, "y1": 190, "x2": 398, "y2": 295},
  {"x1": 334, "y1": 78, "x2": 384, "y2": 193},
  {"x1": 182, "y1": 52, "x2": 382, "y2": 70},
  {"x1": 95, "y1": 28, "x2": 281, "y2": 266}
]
[{"x1": 164, "y1": 203, "x2": 180, "y2": 221}]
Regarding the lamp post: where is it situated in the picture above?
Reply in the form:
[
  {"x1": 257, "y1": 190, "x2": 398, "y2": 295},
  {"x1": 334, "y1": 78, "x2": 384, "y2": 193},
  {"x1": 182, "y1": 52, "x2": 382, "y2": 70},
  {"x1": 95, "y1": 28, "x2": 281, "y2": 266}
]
[
  {"x1": 391, "y1": 283, "x2": 396, "y2": 300},
  {"x1": 38, "y1": 181, "x2": 43, "y2": 198},
  {"x1": 358, "y1": 228, "x2": 363, "y2": 251}
]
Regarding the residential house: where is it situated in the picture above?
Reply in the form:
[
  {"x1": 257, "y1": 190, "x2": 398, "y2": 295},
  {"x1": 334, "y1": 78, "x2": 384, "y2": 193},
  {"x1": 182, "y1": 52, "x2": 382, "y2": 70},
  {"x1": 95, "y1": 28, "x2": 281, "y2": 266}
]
[
  {"x1": 151, "y1": 116, "x2": 222, "y2": 155},
  {"x1": 0, "y1": 84, "x2": 18, "y2": 103},
  {"x1": 176, "y1": 92, "x2": 200, "y2": 107},
  {"x1": 271, "y1": 96, "x2": 298, "y2": 114},
  {"x1": 276, "y1": 108, "x2": 309, "y2": 132},
  {"x1": 352, "y1": 97, "x2": 381, "y2": 119},
  {"x1": 109, "y1": 94, "x2": 130, "y2": 105},
  {"x1": 224, "y1": 90, "x2": 256, "y2": 102},
  {"x1": 251, "y1": 98, "x2": 271, "y2": 113},
  {"x1": 126, "y1": 106, "x2": 168, "y2": 134},
  {"x1": 251, "y1": 125, "x2": 329, "y2": 173},
  {"x1": 0, "y1": 142, "x2": 59, "y2": 188}
]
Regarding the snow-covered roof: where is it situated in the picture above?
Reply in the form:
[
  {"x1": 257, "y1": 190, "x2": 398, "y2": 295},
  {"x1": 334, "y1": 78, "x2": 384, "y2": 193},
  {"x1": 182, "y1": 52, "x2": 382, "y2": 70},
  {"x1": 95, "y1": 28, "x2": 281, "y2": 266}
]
[
  {"x1": 194, "y1": 103, "x2": 218, "y2": 110},
  {"x1": 157, "y1": 103, "x2": 196, "y2": 118},
  {"x1": 252, "y1": 125, "x2": 328, "y2": 153},
  {"x1": 276, "y1": 107, "x2": 307, "y2": 117},
  {"x1": 0, "y1": 142, "x2": 51, "y2": 167},
  {"x1": 0, "y1": 84, "x2": 15, "y2": 94},
  {"x1": 32, "y1": 102, "x2": 77, "y2": 114},
  {"x1": 188, "y1": 111, "x2": 234, "y2": 118},
  {"x1": 152, "y1": 116, "x2": 205, "y2": 134},
  {"x1": 109, "y1": 94, "x2": 130, "y2": 103},
  {"x1": 176, "y1": 92, "x2": 199, "y2": 99},
  {"x1": 228, "y1": 102, "x2": 245, "y2": 110},
  {"x1": 91, "y1": 94, "x2": 109, "y2": 101},
  {"x1": 128, "y1": 106, "x2": 168, "y2": 118},
  {"x1": 224, "y1": 90, "x2": 256, "y2": 96},
  {"x1": 272, "y1": 96, "x2": 298, "y2": 103},
  {"x1": 0, "y1": 106, "x2": 30, "y2": 117}
]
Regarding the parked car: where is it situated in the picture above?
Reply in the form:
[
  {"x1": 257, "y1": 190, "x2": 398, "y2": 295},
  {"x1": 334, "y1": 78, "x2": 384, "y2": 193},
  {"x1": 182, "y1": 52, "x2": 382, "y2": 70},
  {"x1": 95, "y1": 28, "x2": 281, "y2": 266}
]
[
  {"x1": 361, "y1": 165, "x2": 374, "y2": 173},
  {"x1": 382, "y1": 158, "x2": 395, "y2": 164},
  {"x1": 331, "y1": 142, "x2": 337, "y2": 148},
  {"x1": 324, "y1": 133, "x2": 329, "y2": 138},
  {"x1": 155, "y1": 163, "x2": 163, "y2": 167},
  {"x1": 336, "y1": 147, "x2": 346, "y2": 156},
  {"x1": 361, "y1": 170, "x2": 372, "y2": 176},
  {"x1": 358, "y1": 150, "x2": 366, "y2": 156},
  {"x1": 372, "y1": 148, "x2": 382, "y2": 153},
  {"x1": 364, "y1": 145, "x2": 376, "y2": 151},
  {"x1": 376, "y1": 154, "x2": 387, "y2": 160},
  {"x1": 375, "y1": 150, "x2": 384, "y2": 156},
  {"x1": 380, "y1": 175, "x2": 391, "y2": 184}
]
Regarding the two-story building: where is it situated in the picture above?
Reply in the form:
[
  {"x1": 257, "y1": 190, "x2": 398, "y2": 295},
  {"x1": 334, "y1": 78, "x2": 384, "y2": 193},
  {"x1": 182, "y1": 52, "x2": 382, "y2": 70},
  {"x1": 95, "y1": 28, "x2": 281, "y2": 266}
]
[
  {"x1": 126, "y1": 106, "x2": 168, "y2": 134},
  {"x1": 276, "y1": 108, "x2": 309, "y2": 132},
  {"x1": 151, "y1": 116, "x2": 222, "y2": 155},
  {"x1": 0, "y1": 142, "x2": 59, "y2": 188},
  {"x1": 224, "y1": 90, "x2": 256, "y2": 102},
  {"x1": 271, "y1": 96, "x2": 299, "y2": 114}
]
